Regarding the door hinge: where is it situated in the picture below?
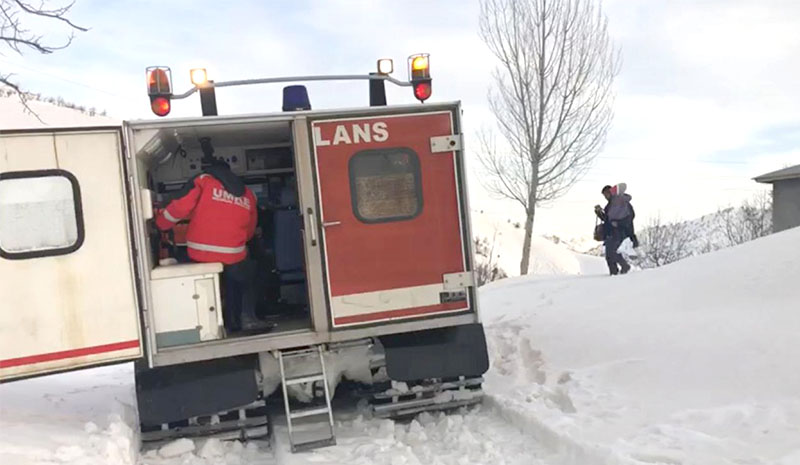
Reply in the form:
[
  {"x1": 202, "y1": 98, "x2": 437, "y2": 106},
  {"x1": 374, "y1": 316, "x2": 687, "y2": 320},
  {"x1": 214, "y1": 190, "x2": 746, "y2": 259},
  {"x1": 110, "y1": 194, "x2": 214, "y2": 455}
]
[
  {"x1": 443, "y1": 271, "x2": 475, "y2": 290},
  {"x1": 430, "y1": 134, "x2": 463, "y2": 153}
]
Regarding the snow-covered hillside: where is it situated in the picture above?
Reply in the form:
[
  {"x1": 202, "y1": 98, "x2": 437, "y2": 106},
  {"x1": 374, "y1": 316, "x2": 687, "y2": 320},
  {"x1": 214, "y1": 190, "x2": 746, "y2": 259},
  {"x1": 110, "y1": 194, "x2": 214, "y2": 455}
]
[
  {"x1": 561, "y1": 204, "x2": 772, "y2": 262},
  {"x1": 0, "y1": 92, "x2": 117, "y2": 129},
  {"x1": 471, "y1": 209, "x2": 607, "y2": 277},
  {"x1": 636, "y1": 208, "x2": 766, "y2": 257},
  {"x1": 482, "y1": 225, "x2": 800, "y2": 465}
]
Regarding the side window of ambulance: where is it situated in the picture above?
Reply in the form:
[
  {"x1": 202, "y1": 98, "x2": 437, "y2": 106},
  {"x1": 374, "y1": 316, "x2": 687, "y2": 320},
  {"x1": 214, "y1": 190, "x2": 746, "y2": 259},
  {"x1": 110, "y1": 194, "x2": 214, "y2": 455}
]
[
  {"x1": 349, "y1": 148, "x2": 423, "y2": 223},
  {"x1": 0, "y1": 170, "x2": 85, "y2": 259}
]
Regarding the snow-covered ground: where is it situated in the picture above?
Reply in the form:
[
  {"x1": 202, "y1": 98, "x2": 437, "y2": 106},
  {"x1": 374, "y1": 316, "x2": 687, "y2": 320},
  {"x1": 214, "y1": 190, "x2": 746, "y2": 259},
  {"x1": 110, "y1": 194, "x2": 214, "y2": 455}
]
[
  {"x1": 0, "y1": 364, "x2": 139, "y2": 464},
  {"x1": 482, "y1": 226, "x2": 800, "y2": 465},
  {"x1": 3, "y1": 227, "x2": 798, "y2": 464},
  {"x1": 0, "y1": 365, "x2": 552, "y2": 465}
]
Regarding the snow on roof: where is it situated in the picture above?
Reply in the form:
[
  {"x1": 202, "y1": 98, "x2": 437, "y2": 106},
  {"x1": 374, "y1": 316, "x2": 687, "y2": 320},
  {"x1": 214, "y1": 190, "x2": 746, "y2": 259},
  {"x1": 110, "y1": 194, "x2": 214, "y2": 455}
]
[
  {"x1": 0, "y1": 94, "x2": 118, "y2": 130},
  {"x1": 754, "y1": 164, "x2": 800, "y2": 183}
]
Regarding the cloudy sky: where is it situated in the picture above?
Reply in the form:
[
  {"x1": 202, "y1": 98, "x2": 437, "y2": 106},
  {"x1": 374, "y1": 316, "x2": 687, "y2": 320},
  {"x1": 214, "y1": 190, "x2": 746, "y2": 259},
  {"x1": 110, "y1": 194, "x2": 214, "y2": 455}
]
[{"x1": 2, "y1": 0, "x2": 798, "y2": 238}]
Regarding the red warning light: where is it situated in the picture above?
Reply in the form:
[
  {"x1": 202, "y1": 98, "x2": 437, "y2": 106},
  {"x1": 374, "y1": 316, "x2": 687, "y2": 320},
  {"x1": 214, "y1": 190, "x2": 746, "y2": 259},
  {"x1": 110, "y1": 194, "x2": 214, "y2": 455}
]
[
  {"x1": 151, "y1": 96, "x2": 171, "y2": 117},
  {"x1": 413, "y1": 81, "x2": 432, "y2": 102},
  {"x1": 408, "y1": 54, "x2": 432, "y2": 103}
]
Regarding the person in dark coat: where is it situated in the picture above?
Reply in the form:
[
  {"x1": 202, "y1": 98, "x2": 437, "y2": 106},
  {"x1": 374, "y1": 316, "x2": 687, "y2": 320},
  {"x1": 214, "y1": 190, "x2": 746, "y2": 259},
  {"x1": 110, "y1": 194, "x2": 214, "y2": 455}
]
[{"x1": 595, "y1": 184, "x2": 633, "y2": 275}]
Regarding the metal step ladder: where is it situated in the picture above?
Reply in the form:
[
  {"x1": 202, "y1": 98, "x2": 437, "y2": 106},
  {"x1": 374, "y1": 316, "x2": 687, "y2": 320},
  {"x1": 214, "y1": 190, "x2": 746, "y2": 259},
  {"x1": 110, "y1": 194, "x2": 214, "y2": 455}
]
[{"x1": 278, "y1": 345, "x2": 336, "y2": 452}]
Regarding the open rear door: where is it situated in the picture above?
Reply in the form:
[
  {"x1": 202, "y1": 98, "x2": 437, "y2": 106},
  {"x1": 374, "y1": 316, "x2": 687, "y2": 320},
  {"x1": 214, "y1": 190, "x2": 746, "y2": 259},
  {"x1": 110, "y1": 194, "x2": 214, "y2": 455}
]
[
  {"x1": 0, "y1": 128, "x2": 142, "y2": 380},
  {"x1": 311, "y1": 109, "x2": 473, "y2": 328}
]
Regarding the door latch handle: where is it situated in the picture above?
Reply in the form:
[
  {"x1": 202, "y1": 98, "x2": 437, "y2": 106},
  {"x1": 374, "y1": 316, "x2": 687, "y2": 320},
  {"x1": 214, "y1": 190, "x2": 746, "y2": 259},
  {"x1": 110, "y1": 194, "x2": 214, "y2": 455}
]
[
  {"x1": 306, "y1": 208, "x2": 318, "y2": 246},
  {"x1": 322, "y1": 221, "x2": 341, "y2": 227}
]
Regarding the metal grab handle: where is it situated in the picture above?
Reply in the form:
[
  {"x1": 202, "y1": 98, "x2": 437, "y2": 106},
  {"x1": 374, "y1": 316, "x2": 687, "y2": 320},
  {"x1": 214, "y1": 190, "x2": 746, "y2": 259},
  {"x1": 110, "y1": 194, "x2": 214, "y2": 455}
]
[
  {"x1": 173, "y1": 73, "x2": 413, "y2": 99},
  {"x1": 306, "y1": 208, "x2": 318, "y2": 246},
  {"x1": 322, "y1": 221, "x2": 341, "y2": 228}
]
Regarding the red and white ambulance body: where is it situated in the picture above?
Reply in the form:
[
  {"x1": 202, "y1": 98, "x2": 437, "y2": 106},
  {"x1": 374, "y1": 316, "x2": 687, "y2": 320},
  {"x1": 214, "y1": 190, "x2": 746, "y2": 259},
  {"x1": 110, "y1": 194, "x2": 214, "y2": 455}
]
[{"x1": 0, "y1": 57, "x2": 488, "y2": 450}]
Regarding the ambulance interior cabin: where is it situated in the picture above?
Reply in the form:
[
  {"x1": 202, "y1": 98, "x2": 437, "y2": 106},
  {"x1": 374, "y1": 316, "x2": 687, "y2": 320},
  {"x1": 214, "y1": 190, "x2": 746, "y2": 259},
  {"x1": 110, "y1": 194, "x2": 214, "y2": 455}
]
[{"x1": 132, "y1": 120, "x2": 311, "y2": 348}]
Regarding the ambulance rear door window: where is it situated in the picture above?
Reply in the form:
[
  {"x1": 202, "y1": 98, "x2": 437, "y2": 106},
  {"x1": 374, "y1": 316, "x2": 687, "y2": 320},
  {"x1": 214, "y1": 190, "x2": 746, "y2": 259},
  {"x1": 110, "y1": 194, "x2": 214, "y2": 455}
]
[
  {"x1": 348, "y1": 148, "x2": 422, "y2": 223},
  {"x1": 0, "y1": 170, "x2": 84, "y2": 260}
]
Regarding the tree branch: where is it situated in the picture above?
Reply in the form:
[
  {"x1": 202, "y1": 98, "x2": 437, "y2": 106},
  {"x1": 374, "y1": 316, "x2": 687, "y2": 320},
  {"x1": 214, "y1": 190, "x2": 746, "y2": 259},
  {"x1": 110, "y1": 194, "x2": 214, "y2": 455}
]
[
  {"x1": 13, "y1": 1, "x2": 87, "y2": 31},
  {"x1": 1, "y1": 0, "x2": 88, "y2": 119},
  {"x1": 479, "y1": 0, "x2": 620, "y2": 274},
  {"x1": 1, "y1": 73, "x2": 45, "y2": 123}
]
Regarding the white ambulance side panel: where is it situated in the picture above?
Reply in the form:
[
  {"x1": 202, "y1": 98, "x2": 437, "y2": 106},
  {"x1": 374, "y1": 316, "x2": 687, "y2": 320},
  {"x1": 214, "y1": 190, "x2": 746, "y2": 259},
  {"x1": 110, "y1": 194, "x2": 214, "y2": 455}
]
[{"x1": 0, "y1": 129, "x2": 142, "y2": 380}]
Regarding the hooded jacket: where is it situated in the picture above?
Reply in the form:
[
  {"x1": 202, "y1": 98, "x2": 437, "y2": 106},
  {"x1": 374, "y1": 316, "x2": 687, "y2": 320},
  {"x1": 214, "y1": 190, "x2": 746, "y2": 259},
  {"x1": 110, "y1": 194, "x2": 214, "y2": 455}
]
[
  {"x1": 156, "y1": 162, "x2": 257, "y2": 265},
  {"x1": 606, "y1": 193, "x2": 633, "y2": 221}
]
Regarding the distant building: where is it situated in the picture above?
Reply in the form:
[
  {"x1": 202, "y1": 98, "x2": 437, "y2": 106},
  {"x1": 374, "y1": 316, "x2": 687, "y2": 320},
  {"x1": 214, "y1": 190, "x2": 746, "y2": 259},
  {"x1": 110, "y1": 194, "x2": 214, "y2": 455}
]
[{"x1": 754, "y1": 164, "x2": 800, "y2": 232}]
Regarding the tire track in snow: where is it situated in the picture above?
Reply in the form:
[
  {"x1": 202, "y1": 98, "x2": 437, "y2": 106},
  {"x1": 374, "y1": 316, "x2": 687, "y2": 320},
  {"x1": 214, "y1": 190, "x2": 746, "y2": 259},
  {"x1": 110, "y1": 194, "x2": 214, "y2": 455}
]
[
  {"x1": 483, "y1": 321, "x2": 621, "y2": 465},
  {"x1": 483, "y1": 394, "x2": 619, "y2": 465},
  {"x1": 272, "y1": 405, "x2": 551, "y2": 465}
]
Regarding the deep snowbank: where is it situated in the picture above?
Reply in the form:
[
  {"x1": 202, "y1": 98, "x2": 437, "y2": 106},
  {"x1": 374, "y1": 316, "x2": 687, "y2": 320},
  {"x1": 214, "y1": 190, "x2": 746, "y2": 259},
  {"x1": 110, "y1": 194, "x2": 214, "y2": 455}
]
[
  {"x1": 481, "y1": 226, "x2": 800, "y2": 464},
  {"x1": 0, "y1": 364, "x2": 139, "y2": 465}
]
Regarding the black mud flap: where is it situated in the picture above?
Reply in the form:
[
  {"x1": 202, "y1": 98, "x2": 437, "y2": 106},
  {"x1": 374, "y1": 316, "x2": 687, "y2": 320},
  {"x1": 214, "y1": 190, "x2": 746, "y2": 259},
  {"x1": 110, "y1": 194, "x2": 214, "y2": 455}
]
[
  {"x1": 379, "y1": 323, "x2": 489, "y2": 382},
  {"x1": 135, "y1": 355, "x2": 259, "y2": 426}
]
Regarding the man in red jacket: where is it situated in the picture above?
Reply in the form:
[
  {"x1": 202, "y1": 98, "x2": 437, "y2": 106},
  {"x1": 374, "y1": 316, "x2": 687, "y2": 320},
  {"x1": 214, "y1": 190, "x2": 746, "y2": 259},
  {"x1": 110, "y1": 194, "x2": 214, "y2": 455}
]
[
  {"x1": 156, "y1": 162, "x2": 257, "y2": 264},
  {"x1": 156, "y1": 139, "x2": 264, "y2": 332}
]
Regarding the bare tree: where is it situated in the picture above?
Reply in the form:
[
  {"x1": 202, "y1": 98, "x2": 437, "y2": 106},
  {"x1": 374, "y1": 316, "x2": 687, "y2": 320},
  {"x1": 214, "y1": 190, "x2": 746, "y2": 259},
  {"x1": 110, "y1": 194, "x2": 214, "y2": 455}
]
[
  {"x1": 634, "y1": 214, "x2": 698, "y2": 269},
  {"x1": 720, "y1": 191, "x2": 772, "y2": 247},
  {"x1": 474, "y1": 229, "x2": 508, "y2": 286},
  {"x1": 1, "y1": 0, "x2": 87, "y2": 115},
  {"x1": 478, "y1": 0, "x2": 620, "y2": 275}
]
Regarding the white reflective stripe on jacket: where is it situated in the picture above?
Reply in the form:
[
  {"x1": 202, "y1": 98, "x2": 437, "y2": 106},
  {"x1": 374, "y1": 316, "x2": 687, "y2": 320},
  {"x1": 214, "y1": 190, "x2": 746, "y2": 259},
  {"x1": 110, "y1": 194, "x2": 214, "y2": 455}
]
[
  {"x1": 186, "y1": 241, "x2": 246, "y2": 254},
  {"x1": 162, "y1": 209, "x2": 181, "y2": 223}
]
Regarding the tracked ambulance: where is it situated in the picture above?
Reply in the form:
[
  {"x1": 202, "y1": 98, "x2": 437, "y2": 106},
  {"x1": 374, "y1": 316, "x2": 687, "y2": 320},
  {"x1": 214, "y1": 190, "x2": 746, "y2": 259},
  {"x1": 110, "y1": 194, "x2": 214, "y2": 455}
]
[{"x1": 0, "y1": 55, "x2": 489, "y2": 452}]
